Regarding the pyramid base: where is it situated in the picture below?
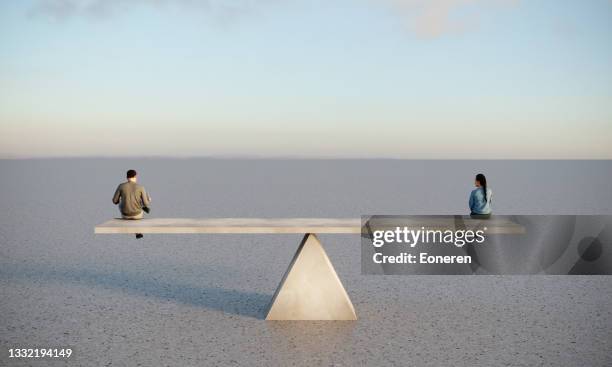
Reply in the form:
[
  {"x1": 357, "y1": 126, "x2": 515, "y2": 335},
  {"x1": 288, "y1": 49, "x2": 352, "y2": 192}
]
[{"x1": 266, "y1": 233, "x2": 357, "y2": 321}]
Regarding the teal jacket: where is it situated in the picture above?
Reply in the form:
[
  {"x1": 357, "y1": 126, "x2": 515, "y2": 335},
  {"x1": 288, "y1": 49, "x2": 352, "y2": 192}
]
[{"x1": 469, "y1": 187, "x2": 492, "y2": 215}]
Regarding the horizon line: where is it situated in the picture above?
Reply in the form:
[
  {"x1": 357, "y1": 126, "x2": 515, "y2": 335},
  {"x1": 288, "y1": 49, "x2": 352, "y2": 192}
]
[{"x1": 1, "y1": 155, "x2": 611, "y2": 161}]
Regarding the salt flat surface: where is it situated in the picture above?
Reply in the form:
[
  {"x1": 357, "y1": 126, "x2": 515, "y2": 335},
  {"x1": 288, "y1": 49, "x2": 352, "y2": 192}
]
[{"x1": 1, "y1": 159, "x2": 611, "y2": 366}]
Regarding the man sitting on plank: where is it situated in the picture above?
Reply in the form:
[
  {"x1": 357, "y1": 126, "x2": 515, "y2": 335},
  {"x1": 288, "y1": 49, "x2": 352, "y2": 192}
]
[{"x1": 112, "y1": 169, "x2": 151, "y2": 239}]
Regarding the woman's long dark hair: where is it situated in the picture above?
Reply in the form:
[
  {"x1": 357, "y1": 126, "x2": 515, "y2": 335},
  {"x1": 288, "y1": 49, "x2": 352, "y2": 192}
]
[{"x1": 476, "y1": 173, "x2": 487, "y2": 202}]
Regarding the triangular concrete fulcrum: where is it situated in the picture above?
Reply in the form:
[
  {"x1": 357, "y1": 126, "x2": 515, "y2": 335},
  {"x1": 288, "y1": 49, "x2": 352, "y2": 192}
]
[{"x1": 266, "y1": 233, "x2": 357, "y2": 320}]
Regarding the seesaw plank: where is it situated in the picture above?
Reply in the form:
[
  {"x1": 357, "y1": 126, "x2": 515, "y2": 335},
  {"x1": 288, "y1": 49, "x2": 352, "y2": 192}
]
[{"x1": 95, "y1": 216, "x2": 524, "y2": 235}]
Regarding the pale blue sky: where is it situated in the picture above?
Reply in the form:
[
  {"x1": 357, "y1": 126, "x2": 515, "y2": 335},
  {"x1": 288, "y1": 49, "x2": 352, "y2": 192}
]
[{"x1": 1, "y1": 0, "x2": 611, "y2": 158}]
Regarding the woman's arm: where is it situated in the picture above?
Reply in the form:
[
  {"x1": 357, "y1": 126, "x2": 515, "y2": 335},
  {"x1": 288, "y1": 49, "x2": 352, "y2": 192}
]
[{"x1": 469, "y1": 191, "x2": 475, "y2": 212}]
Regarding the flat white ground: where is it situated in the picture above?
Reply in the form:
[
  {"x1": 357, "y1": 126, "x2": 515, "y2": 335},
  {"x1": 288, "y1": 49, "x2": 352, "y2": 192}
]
[{"x1": 1, "y1": 159, "x2": 611, "y2": 366}]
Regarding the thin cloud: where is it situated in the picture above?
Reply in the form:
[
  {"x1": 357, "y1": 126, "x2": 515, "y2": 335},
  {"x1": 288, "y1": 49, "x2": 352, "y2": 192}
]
[
  {"x1": 27, "y1": 0, "x2": 268, "y2": 22},
  {"x1": 28, "y1": 0, "x2": 519, "y2": 37},
  {"x1": 383, "y1": 0, "x2": 520, "y2": 38}
]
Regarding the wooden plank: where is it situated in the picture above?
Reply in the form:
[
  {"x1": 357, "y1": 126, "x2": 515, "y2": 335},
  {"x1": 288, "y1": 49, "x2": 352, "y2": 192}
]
[
  {"x1": 95, "y1": 216, "x2": 524, "y2": 235},
  {"x1": 95, "y1": 218, "x2": 363, "y2": 234}
]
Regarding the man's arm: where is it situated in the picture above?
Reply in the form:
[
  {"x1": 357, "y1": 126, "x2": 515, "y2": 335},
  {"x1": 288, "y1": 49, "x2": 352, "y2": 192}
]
[
  {"x1": 141, "y1": 188, "x2": 151, "y2": 208},
  {"x1": 112, "y1": 185, "x2": 121, "y2": 205}
]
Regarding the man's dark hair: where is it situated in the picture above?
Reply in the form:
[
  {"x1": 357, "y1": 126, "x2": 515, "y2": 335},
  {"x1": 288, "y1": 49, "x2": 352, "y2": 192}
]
[{"x1": 127, "y1": 169, "x2": 137, "y2": 179}]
